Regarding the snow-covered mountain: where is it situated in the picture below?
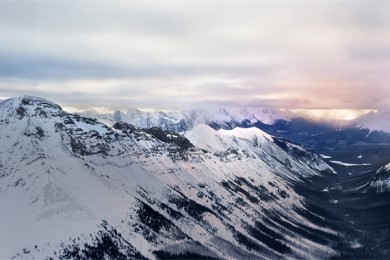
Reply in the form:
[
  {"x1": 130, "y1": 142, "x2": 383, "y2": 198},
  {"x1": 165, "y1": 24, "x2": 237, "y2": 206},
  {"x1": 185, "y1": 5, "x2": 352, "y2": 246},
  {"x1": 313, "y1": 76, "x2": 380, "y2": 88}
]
[
  {"x1": 353, "y1": 110, "x2": 390, "y2": 133},
  {"x1": 0, "y1": 96, "x2": 337, "y2": 259},
  {"x1": 79, "y1": 106, "x2": 390, "y2": 136},
  {"x1": 83, "y1": 107, "x2": 293, "y2": 132}
]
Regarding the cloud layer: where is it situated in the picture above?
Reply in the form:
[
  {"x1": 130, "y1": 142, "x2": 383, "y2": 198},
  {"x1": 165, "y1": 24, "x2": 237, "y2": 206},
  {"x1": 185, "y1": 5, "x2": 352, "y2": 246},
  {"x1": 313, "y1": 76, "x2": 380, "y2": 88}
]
[{"x1": 0, "y1": 1, "x2": 389, "y2": 110}]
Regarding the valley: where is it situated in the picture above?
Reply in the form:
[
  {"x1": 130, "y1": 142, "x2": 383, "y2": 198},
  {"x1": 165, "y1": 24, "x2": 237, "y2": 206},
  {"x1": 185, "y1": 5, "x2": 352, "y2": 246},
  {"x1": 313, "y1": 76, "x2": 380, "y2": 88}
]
[{"x1": 292, "y1": 146, "x2": 390, "y2": 259}]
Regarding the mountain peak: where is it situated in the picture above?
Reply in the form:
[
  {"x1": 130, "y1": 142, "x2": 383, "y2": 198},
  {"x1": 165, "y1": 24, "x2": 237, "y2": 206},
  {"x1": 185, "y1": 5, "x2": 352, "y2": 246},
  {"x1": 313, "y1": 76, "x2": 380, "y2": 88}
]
[
  {"x1": 353, "y1": 109, "x2": 390, "y2": 133},
  {"x1": 0, "y1": 96, "x2": 63, "y2": 120}
]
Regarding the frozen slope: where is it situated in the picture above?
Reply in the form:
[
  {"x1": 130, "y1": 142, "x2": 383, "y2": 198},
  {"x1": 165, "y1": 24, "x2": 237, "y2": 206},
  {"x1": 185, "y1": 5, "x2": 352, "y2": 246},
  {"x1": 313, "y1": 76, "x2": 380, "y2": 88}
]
[
  {"x1": 0, "y1": 96, "x2": 336, "y2": 259},
  {"x1": 186, "y1": 125, "x2": 335, "y2": 179}
]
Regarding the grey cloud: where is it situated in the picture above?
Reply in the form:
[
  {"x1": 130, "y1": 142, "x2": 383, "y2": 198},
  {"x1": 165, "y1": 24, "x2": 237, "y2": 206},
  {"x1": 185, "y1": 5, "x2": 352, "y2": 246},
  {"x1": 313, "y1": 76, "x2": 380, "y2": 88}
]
[
  {"x1": 1, "y1": 1, "x2": 390, "y2": 110},
  {"x1": 351, "y1": 48, "x2": 390, "y2": 61},
  {"x1": 0, "y1": 52, "x2": 271, "y2": 80},
  {"x1": 0, "y1": 54, "x2": 128, "y2": 80},
  {"x1": 0, "y1": 1, "x2": 195, "y2": 37}
]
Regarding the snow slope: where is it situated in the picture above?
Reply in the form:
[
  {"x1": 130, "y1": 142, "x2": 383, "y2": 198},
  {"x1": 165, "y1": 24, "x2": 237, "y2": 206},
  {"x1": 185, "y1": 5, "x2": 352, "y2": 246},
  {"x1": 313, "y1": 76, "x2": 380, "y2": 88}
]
[
  {"x1": 0, "y1": 96, "x2": 336, "y2": 259},
  {"x1": 354, "y1": 110, "x2": 390, "y2": 133}
]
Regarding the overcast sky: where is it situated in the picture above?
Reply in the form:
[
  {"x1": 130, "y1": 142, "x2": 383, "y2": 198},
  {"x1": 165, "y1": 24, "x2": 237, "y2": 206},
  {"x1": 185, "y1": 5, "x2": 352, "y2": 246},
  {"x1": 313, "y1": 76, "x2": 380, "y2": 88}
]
[{"x1": 0, "y1": 0, "x2": 389, "y2": 112}]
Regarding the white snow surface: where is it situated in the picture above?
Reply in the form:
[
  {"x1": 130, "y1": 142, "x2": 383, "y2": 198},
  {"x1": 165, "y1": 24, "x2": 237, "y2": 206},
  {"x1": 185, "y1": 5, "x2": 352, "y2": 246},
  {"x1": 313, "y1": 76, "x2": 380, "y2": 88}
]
[
  {"x1": 354, "y1": 110, "x2": 390, "y2": 133},
  {"x1": 185, "y1": 124, "x2": 272, "y2": 152},
  {"x1": 330, "y1": 161, "x2": 371, "y2": 166},
  {"x1": 0, "y1": 96, "x2": 337, "y2": 259}
]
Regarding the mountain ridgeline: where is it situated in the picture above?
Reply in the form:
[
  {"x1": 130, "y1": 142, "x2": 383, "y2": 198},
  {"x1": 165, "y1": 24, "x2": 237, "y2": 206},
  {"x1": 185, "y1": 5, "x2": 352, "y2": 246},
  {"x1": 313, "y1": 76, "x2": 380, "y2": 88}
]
[{"x1": 1, "y1": 96, "x2": 390, "y2": 259}]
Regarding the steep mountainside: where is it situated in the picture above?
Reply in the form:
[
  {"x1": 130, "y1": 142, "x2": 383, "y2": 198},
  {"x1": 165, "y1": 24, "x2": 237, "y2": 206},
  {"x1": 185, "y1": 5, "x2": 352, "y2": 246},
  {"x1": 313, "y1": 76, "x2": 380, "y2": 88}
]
[
  {"x1": 0, "y1": 96, "x2": 337, "y2": 259},
  {"x1": 370, "y1": 162, "x2": 390, "y2": 192}
]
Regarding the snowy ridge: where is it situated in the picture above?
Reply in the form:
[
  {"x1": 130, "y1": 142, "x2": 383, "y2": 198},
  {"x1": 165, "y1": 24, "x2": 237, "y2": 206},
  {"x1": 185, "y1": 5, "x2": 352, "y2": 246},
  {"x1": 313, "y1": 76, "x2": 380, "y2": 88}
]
[
  {"x1": 354, "y1": 110, "x2": 390, "y2": 133},
  {"x1": 86, "y1": 107, "x2": 293, "y2": 132},
  {"x1": 0, "y1": 96, "x2": 336, "y2": 259},
  {"x1": 186, "y1": 125, "x2": 335, "y2": 178},
  {"x1": 185, "y1": 125, "x2": 273, "y2": 152},
  {"x1": 184, "y1": 107, "x2": 292, "y2": 126}
]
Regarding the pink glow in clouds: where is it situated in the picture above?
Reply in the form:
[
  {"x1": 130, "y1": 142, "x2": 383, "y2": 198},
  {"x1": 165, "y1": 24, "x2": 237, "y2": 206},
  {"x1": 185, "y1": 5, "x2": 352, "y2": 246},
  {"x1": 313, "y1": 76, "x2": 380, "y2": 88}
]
[{"x1": 0, "y1": 1, "x2": 389, "y2": 114}]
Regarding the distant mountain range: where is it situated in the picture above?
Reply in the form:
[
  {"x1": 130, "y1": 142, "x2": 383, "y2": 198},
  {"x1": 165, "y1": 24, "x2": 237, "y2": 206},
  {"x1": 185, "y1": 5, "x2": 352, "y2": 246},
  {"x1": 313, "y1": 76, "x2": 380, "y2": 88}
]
[
  {"x1": 81, "y1": 107, "x2": 293, "y2": 132},
  {"x1": 81, "y1": 106, "x2": 390, "y2": 134}
]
